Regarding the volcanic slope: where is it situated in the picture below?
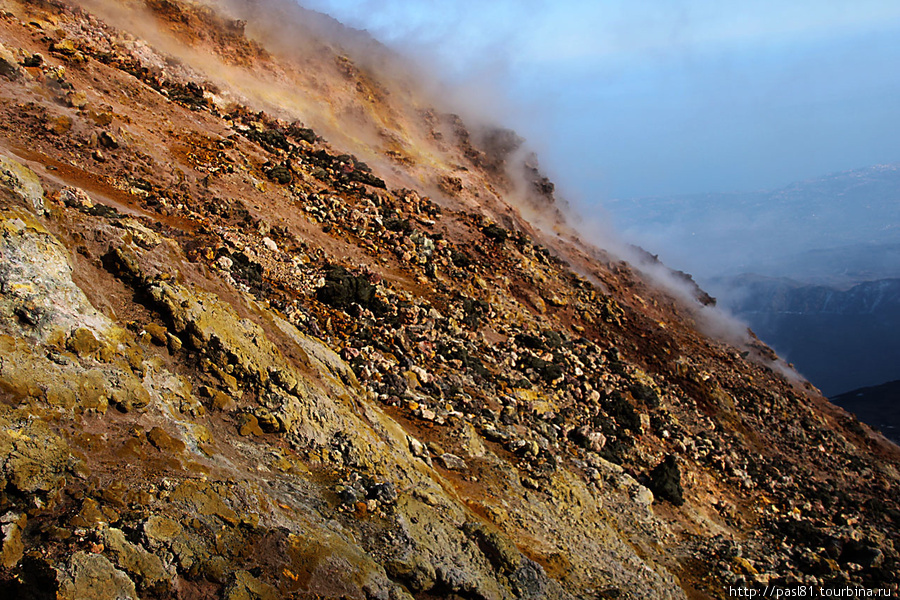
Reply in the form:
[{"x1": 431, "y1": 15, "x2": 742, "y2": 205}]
[{"x1": 0, "y1": 1, "x2": 897, "y2": 599}]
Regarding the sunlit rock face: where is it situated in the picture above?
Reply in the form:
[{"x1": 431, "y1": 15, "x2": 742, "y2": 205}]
[{"x1": 0, "y1": 1, "x2": 896, "y2": 599}]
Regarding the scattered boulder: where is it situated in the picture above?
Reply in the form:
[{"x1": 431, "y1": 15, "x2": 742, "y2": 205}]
[
  {"x1": 0, "y1": 154, "x2": 44, "y2": 213},
  {"x1": 0, "y1": 43, "x2": 22, "y2": 80},
  {"x1": 56, "y1": 552, "x2": 138, "y2": 600},
  {"x1": 649, "y1": 454, "x2": 684, "y2": 506},
  {"x1": 262, "y1": 236, "x2": 278, "y2": 252},
  {"x1": 58, "y1": 186, "x2": 94, "y2": 209},
  {"x1": 437, "y1": 453, "x2": 467, "y2": 471},
  {"x1": 481, "y1": 223, "x2": 508, "y2": 243},
  {"x1": 223, "y1": 570, "x2": 279, "y2": 600},
  {"x1": 367, "y1": 481, "x2": 398, "y2": 505},
  {"x1": 99, "y1": 527, "x2": 169, "y2": 591},
  {"x1": 316, "y1": 265, "x2": 384, "y2": 314},
  {"x1": 23, "y1": 53, "x2": 43, "y2": 68},
  {"x1": 0, "y1": 513, "x2": 26, "y2": 568},
  {"x1": 246, "y1": 128, "x2": 291, "y2": 152},
  {"x1": 840, "y1": 539, "x2": 884, "y2": 569},
  {"x1": 99, "y1": 131, "x2": 119, "y2": 149},
  {"x1": 264, "y1": 162, "x2": 292, "y2": 184},
  {"x1": 569, "y1": 426, "x2": 606, "y2": 453}
]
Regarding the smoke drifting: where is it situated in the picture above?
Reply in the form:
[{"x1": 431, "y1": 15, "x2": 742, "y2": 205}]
[
  {"x1": 71, "y1": 0, "x2": 810, "y2": 375},
  {"x1": 298, "y1": 0, "x2": 900, "y2": 199}
]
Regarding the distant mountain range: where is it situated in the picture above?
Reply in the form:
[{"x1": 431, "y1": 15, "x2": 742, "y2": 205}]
[
  {"x1": 606, "y1": 164, "x2": 900, "y2": 397},
  {"x1": 832, "y1": 380, "x2": 900, "y2": 446},
  {"x1": 607, "y1": 163, "x2": 900, "y2": 286},
  {"x1": 708, "y1": 275, "x2": 900, "y2": 396}
]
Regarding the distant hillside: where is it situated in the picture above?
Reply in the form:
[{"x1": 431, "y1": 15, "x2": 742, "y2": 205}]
[
  {"x1": 607, "y1": 164, "x2": 900, "y2": 285},
  {"x1": 710, "y1": 275, "x2": 900, "y2": 395},
  {"x1": 833, "y1": 381, "x2": 900, "y2": 446}
]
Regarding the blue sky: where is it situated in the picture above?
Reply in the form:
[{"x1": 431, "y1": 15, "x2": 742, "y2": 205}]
[{"x1": 299, "y1": 1, "x2": 900, "y2": 202}]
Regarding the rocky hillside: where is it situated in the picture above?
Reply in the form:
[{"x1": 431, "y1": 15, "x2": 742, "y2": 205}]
[{"x1": 0, "y1": 1, "x2": 897, "y2": 599}]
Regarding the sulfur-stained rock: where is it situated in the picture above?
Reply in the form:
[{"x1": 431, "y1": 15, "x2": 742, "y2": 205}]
[
  {"x1": 0, "y1": 43, "x2": 22, "y2": 80},
  {"x1": 170, "y1": 480, "x2": 240, "y2": 526},
  {"x1": 385, "y1": 553, "x2": 436, "y2": 593},
  {"x1": 109, "y1": 378, "x2": 152, "y2": 413},
  {"x1": 224, "y1": 570, "x2": 279, "y2": 600},
  {"x1": 0, "y1": 513, "x2": 26, "y2": 568},
  {"x1": 237, "y1": 412, "x2": 263, "y2": 436},
  {"x1": 67, "y1": 90, "x2": 89, "y2": 108},
  {"x1": 463, "y1": 522, "x2": 522, "y2": 574},
  {"x1": 143, "y1": 516, "x2": 183, "y2": 545},
  {"x1": 67, "y1": 327, "x2": 101, "y2": 357},
  {"x1": 0, "y1": 5, "x2": 892, "y2": 599},
  {"x1": 56, "y1": 552, "x2": 138, "y2": 600},
  {"x1": 166, "y1": 332, "x2": 182, "y2": 352},
  {"x1": 50, "y1": 39, "x2": 79, "y2": 57},
  {"x1": 121, "y1": 219, "x2": 164, "y2": 250},
  {"x1": 144, "y1": 323, "x2": 168, "y2": 345},
  {"x1": 146, "y1": 280, "x2": 287, "y2": 388},
  {"x1": 70, "y1": 497, "x2": 119, "y2": 527},
  {"x1": 0, "y1": 410, "x2": 70, "y2": 496},
  {"x1": 208, "y1": 388, "x2": 237, "y2": 411},
  {"x1": 50, "y1": 115, "x2": 74, "y2": 135},
  {"x1": 147, "y1": 426, "x2": 186, "y2": 454},
  {"x1": 100, "y1": 527, "x2": 169, "y2": 591},
  {"x1": 0, "y1": 154, "x2": 44, "y2": 214},
  {"x1": 0, "y1": 205, "x2": 111, "y2": 348},
  {"x1": 254, "y1": 407, "x2": 284, "y2": 433},
  {"x1": 73, "y1": 369, "x2": 109, "y2": 412}
]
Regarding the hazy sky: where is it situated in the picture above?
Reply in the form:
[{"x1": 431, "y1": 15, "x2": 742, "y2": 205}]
[{"x1": 298, "y1": 1, "x2": 900, "y2": 203}]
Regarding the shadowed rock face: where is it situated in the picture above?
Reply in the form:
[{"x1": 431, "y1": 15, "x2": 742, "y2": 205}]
[{"x1": 0, "y1": 1, "x2": 896, "y2": 599}]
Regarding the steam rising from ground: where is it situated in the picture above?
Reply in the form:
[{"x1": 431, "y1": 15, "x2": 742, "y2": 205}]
[
  {"x1": 78, "y1": 0, "x2": 436, "y2": 167},
  {"x1": 233, "y1": 0, "x2": 797, "y2": 365},
  {"x1": 76, "y1": 0, "x2": 803, "y2": 376}
]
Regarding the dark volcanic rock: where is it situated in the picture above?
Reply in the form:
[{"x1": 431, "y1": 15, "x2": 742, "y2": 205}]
[
  {"x1": 650, "y1": 454, "x2": 685, "y2": 506},
  {"x1": 316, "y1": 265, "x2": 385, "y2": 314}
]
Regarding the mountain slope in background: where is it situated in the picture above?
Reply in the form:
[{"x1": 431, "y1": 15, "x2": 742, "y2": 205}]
[
  {"x1": 608, "y1": 159, "x2": 900, "y2": 408},
  {"x1": 712, "y1": 276, "x2": 900, "y2": 395},
  {"x1": 607, "y1": 164, "x2": 900, "y2": 287},
  {"x1": 832, "y1": 380, "x2": 900, "y2": 446},
  {"x1": 0, "y1": 1, "x2": 896, "y2": 599}
]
